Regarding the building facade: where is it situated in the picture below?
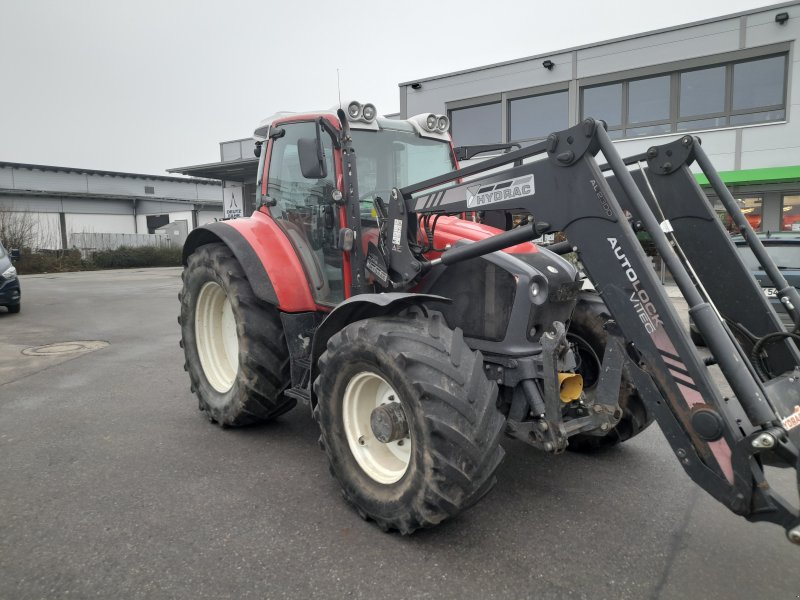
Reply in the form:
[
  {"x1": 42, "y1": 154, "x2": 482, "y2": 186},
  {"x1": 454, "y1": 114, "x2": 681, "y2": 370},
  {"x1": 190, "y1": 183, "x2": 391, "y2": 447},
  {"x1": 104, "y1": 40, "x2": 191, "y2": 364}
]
[
  {"x1": 169, "y1": 138, "x2": 259, "y2": 219},
  {"x1": 0, "y1": 162, "x2": 222, "y2": 250},
  {"x1": 400, "y1": 1, "x2": 800, "y2": 233}
]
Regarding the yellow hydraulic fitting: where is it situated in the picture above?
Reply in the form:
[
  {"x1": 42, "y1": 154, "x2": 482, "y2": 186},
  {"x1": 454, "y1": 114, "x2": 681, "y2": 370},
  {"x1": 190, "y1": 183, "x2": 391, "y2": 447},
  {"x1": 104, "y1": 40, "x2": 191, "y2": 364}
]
[{"x1": 558, "y1": 373, "x2": 584, "y2": 402}]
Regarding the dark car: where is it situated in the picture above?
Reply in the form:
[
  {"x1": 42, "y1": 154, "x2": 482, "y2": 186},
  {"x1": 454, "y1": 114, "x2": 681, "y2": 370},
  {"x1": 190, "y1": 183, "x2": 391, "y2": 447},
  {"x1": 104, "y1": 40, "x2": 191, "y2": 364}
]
[
  {"x1": 691, "y1": 231, "x2": 800, "y2": 344},
  {"x1": 735, "y1": 232, "x2": 800, "y2": 328},
  {"x1": 0, "y1": 240, "x2": 21, "y2": 314}
]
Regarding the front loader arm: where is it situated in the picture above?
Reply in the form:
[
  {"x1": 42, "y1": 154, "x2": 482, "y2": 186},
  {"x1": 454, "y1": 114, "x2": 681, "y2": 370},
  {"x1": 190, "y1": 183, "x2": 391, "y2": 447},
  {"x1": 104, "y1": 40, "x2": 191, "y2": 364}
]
[{"x1": 380, "y1": 118, "x2": 800, "y2": 544}]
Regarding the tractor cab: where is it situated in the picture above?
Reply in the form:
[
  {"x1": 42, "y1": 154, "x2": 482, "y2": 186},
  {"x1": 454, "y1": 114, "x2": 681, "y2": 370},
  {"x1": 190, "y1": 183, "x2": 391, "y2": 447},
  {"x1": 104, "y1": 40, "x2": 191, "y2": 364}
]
[{"x1": 252, "y1": 102, "x2": 456, "y2": 307}]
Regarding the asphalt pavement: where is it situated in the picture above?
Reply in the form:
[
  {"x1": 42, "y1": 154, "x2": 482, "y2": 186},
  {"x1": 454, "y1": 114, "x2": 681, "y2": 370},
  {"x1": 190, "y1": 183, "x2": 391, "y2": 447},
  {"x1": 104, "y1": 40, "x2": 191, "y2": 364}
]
[{"x1": 0, "y1": 267, "x2": 796, "y2": 599}]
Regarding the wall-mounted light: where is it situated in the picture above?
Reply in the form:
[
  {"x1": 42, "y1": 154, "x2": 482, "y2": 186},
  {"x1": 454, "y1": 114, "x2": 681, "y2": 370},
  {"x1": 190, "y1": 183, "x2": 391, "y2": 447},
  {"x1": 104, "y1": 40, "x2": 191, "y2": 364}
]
[
  {"x1": 542, "y1": 59, "x2": 554, "y2": 70},
  {"x1": 776, "y1": 12, "x2": 789, "y2": 24},
  {"x1": 411, "y1": 82, "x2": 422, "y2": 90}
]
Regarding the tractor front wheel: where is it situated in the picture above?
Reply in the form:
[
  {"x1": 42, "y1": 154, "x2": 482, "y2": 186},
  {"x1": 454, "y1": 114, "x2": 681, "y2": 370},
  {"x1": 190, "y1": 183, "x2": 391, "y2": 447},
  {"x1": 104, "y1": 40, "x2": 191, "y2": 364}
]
[
  {"x1": 180, "y1": 243, "x2": 294, "y2": 426},
  {"x1": 566, "y1": 291, "x2": 654, "y2": 452},
  {"x1": 314, "y1": 311, "x2": 505, "y2": 533}
]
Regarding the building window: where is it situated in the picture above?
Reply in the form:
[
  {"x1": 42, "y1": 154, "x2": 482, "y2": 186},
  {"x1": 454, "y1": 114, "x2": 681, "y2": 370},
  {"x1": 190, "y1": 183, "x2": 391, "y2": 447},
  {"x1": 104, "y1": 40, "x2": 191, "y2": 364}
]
[
  {"x1": 782, "y1": 195, "x2": 800, "y2": 231},
  {"x1": 508, "y1": 90, "x2": 568, "y2": 142},
  {"x1": 712, "y1": 196, "x2": 763, "y2": 233},
  {"x1": 628, "y1": 75, "x2": 670, "y2": 127},
  {"x1": 581, "y1": 53, "x2": 787, "y2": 139},
  {"x1": 582, "y1": 83, "x2": 623, "y2": 138},
  {"x1": 731, "y1": 55, "x2": 787, "y2": 124},
  {"x1": 449, "y1": 102, "x2": 501, "y2": 146},
  {"x1": 679, "y1": 65, "x2": 726, "y2": 124},
  {"x1": 144, "y1": 185, "x2": 155, "y2": 195}
]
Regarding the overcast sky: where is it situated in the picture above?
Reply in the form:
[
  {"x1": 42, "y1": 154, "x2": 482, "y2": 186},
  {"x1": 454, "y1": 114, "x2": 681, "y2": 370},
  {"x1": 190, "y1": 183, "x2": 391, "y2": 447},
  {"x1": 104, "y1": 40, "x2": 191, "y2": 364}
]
[{"x1": 0, "y1": 0, "x2": 783, "y2": 175}]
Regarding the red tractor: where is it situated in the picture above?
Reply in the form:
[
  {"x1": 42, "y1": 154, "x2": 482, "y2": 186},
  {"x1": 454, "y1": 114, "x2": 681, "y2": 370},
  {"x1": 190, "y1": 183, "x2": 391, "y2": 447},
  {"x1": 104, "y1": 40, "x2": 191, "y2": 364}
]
[{"x1": 180, "y1": 101, "x2": 800, "y2": 543}]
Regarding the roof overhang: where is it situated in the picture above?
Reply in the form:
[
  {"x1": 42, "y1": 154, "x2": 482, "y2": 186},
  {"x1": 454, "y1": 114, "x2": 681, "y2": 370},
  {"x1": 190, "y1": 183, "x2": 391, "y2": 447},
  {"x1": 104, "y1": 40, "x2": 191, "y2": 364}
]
[
  {"x1": 0, "y1": 187, "x2": 221, "y2": 206},
  {"x1": 168, "y1": 159, "x2": 258, "y2": 182},
  {"x1": 0, "y1": 161, "x2": 218, "y2": 185}
]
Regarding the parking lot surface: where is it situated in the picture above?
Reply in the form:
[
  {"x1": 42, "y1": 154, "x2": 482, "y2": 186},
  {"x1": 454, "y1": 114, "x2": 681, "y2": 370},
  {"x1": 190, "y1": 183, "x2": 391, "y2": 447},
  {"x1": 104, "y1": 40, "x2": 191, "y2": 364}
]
[{"x1": 0, "y1": 267, "x2": 796, "y2": 599}]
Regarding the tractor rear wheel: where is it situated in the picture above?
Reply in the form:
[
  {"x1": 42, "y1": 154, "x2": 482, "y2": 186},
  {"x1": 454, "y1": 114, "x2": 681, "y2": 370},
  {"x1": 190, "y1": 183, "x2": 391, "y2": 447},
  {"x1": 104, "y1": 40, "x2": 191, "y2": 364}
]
[
  {"x1": 313, "y1": 311, "x2": 505, "y2": 533},
  {"x1": 566, "y1": 291, "x2": 653, "y2": 452},
  {"x1": 180, "y1": 243, "x2": 294, "y2": 426}
]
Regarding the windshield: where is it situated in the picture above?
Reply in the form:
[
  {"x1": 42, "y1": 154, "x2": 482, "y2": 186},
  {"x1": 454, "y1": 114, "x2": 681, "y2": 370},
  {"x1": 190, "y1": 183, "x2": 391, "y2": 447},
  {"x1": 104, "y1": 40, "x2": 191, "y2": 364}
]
[
  {"x1": 0, "y1": 241, "x2": 6, "y2": 259},
  {"x1": 351, "y1": 129, "x2": 454, "y2": 214},
  {"x1": 737, "y1": 243, "x2": 800, "y2": 270}
]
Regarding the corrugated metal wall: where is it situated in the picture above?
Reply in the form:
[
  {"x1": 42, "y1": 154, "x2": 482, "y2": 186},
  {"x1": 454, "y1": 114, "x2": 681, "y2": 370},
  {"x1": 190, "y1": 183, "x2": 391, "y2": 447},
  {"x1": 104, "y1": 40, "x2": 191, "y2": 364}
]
[{"x1": 69, "y1": 232, "x2": 172, "y2": 258}]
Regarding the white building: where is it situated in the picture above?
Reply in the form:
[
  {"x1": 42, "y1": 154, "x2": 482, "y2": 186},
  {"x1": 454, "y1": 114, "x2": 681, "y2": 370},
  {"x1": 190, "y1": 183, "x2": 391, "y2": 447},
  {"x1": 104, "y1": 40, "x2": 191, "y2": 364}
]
[
  {"x1": 400, "y1": 1, "x2": 800, "y2": 233},
  {"x1": 0, "y1": 162, "x2": 222, "y2": 249}
]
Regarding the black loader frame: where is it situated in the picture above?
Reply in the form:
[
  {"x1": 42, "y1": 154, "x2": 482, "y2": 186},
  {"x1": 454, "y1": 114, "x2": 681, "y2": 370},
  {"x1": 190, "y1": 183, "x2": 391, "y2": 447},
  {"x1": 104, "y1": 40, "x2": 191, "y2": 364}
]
[{"x1": 365, "y1": 118, "x2": 800, "y2": 544}]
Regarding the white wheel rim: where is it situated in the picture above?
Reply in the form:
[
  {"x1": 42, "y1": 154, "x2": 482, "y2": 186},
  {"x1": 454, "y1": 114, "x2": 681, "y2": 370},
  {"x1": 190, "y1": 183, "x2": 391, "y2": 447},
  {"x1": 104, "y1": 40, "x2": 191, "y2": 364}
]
[
  {"x1": 195, "y1": 281, "x2": 239, "y2": 393},
  {"x1": 342, "y1": 371, "x2": 411, "y2": 484}
]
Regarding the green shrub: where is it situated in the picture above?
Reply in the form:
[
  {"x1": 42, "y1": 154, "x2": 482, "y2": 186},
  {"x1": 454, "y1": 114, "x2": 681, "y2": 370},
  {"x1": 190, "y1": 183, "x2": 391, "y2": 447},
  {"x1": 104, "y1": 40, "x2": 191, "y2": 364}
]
[
  {"x1": 16, "y1": 248, "x2": 88, "y2": 274},
  {"x1": 15, "y1": 245, "x2": 182, "y2": 274},
  {"x1": 91, "y1": 245, "x2": 182, "y2": 269}
]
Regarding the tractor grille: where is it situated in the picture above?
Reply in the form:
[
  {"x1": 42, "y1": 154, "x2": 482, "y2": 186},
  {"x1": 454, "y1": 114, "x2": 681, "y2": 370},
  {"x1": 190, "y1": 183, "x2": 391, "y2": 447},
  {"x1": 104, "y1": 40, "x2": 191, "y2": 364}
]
[{"x1": 426, "y1": 257, "x2": 516, "y2": 342}]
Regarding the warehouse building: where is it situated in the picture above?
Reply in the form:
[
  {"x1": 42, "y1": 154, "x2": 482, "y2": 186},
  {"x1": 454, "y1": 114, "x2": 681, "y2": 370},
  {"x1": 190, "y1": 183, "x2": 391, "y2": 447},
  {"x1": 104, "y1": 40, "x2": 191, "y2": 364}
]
[
  {"x1": 0, "y1": 162, "x2": 222, "y2": 250},
  {"x1": 399, "y1": 1, "x2": 800, "y2": 233}
]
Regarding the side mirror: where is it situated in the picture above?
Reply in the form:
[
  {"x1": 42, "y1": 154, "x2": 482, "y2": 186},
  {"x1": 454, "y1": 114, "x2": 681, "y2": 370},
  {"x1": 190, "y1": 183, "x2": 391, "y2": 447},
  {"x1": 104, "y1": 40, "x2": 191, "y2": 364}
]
[
  {"x1": 297, "y1": 120, "x2": 328, "y2": 179},
  {"x1": 297, "y1": 137, "x2": 326, "y2": 179}
]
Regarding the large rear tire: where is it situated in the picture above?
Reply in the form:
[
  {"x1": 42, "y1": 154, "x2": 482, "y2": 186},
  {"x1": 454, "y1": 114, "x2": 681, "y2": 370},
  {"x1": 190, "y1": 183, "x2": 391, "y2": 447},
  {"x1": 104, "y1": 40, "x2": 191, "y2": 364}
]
[
  {"x1": 314, "y1": 311, "x2": 505, "y2": 533},
  {"x1": 180, "y1": 243, "x2": 294, "y2": 426},
  {"x1": 566, "y1": 291, "x2": 653, "y2": 452}
]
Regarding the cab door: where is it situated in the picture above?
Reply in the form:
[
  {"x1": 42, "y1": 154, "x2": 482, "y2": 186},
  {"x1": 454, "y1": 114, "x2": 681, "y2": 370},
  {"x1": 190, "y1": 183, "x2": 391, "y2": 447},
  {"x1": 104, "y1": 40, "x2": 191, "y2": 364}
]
[{"x1": 264, "y1": 121, "x2": 344, "y2": 306}]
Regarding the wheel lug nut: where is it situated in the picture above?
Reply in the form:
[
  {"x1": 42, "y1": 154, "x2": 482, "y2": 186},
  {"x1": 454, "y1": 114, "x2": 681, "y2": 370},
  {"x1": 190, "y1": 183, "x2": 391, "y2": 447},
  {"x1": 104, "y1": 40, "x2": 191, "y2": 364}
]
[{"x1": 358, "y1": 435, "x2": 366, "y2": 446}]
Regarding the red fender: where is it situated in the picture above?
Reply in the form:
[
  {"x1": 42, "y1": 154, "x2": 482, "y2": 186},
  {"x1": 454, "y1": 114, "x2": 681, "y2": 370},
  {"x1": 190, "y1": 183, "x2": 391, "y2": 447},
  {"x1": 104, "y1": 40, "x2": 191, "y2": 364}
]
[{"x1": 183, "y1": 210, "x2": 317, "y2": 313}]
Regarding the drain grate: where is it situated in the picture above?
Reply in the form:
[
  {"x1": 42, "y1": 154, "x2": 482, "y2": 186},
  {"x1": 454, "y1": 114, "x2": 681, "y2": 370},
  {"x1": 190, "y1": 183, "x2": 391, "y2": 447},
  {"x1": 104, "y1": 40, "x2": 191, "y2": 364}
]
[{"x1": 22, "y1": 341, "x2": 109, "y2": 357}]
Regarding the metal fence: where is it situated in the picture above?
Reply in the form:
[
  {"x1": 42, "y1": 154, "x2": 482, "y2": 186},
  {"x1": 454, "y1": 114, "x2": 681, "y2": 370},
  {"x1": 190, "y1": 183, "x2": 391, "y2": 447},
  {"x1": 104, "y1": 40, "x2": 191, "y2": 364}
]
[{"x1": 69, "y1": 232, "x2": 173, "y2": 258}]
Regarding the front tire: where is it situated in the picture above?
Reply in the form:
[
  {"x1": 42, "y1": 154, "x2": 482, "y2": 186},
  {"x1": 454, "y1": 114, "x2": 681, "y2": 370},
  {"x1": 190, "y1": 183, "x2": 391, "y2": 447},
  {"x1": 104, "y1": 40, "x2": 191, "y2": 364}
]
[
  {"x1": 314, "y1": 311, "x2": 505, "y2": 533},
  {"x1": 689, "y1": 323, "x2": 706, "y2": 347},
  {"x1": 180, "y1": 243, "x2": 294, "y2": 426},
  {"x1": 6, "y1": 303, "x2": 20, "y2": 314},
  {"x1": 566, "y1": 292, "x2": 653, "y2": 452}
]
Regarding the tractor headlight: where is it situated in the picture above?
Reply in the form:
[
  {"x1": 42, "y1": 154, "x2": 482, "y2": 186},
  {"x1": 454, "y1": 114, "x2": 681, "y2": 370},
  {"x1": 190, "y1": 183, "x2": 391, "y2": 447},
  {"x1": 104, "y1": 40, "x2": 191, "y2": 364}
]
[
  {"x1": 425, "y1": 114, "x2": 438, "y2": 131},
  {"x1": 362, "y1": 103, "x2": 377, "y2": 122},
  {"x1": 529, "y1": 275, "x2": 548, "y2": 305},
  {"x1": 2, "y1": 265, "x2": 17, "y2": 281},
  {"x1": 347, "y1": 101, "x2": 362, "y2": 120},
  {"x1": 409, "y1": 113, "x2": 450, "y2": 136}
]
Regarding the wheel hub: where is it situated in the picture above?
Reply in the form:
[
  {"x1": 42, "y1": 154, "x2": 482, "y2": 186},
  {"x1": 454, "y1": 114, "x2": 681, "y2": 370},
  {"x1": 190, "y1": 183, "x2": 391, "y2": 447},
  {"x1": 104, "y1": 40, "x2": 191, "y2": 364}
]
[
  {"x1": 370, "y1": 402, "x2": 409, "y2": 444},
  {"x1": 342, "y1": 371, "x2": 411, "y2": 484}
]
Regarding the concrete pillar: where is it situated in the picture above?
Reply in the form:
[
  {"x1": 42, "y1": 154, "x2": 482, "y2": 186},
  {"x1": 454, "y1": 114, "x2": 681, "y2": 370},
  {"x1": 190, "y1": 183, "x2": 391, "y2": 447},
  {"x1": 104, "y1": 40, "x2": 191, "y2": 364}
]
[{"x1": 59, "y1": 212, "x2": 67, "y2": 250}]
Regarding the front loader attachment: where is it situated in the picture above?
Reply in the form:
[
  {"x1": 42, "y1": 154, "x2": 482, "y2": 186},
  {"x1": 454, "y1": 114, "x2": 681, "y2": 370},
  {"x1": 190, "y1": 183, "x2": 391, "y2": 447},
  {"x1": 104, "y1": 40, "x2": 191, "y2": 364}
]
[{"x1": 391, "y1": 119, "x2": 800, "y2": 544}]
